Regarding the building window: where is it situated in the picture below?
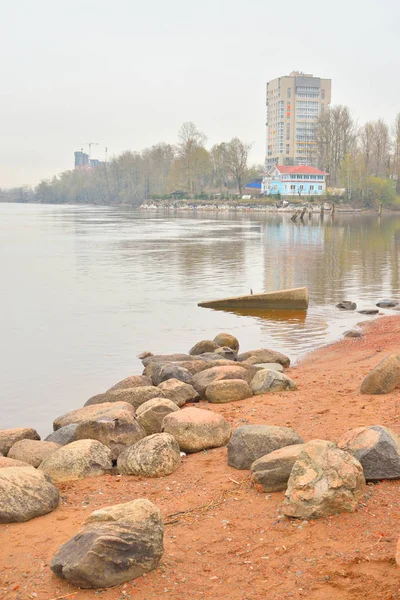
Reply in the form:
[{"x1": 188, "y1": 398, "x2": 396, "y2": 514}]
[
  {"x1": 287, "y1": 88, "x2": 291, "y2": 98},
  {"x1": 321, "y1": 89, "x2": 325, "y2": 100},
  {"x1": 299, "y1": 185, "x2": 304, "y2": 190},
  {"x1": 310, "y1": 185, "x2": 314, "y2": 191},
  {"x1": 318, "y1": 185, "x2": 323, "y2": 190},
  {"x1": 286, "y1": 144, "x2": 290, "y2": 154},
  {"x1": 290, "y1": 185, "x2": 296, "y2": 190}
]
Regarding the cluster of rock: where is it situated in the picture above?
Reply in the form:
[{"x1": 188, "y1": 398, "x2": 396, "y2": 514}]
[
  {"x1": 336, "y1": 298, "x2": 398, "y2": 311},
  {"x1": 227, "y1": 423, "x2": 400, "y2": 519}
]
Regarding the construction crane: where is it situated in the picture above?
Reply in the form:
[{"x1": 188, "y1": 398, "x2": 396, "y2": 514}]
[{"x1": 83, "y1": 142, "x2": 99, "y2": 163}]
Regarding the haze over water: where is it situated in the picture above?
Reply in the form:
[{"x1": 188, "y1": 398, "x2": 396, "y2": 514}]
[{"x1": 1, "y1": 203, "x2": 400, "y2": 436}]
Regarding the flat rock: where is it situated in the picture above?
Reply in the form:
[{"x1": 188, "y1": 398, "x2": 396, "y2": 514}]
[
  {"x1": 84, "y1": 388, "x2": 165, "y2": 409},
  {"x1": 189, "y1": 340, "x2": 220, "y2": 355},
  {"x1": 156, "y1": 364, "x2": 194, "y2": 386},
  {"x1": 238, "y1": 349, "x2": 290, "y2": 368},
  {"x1": 157, "y1": 378, "x2": 199, "y2": 407},
  {"x1": 142, "y1": 353, "x2": 192, "y2": 366},
  {"x1": 136, "y1": 398, "x2": 179, "y2": 435},
  {"x1": 54, "y1": 401, "x2": 135, "y2": 430},
  {"x1": 8, "y1": 439, "x2": 61, "y2": 468},
  {"x1": 192, "y1": 365, "x2": 253, "y2": 397},
  {"x1": 74, "y1": 410, "x2": 146, "y2": 460},
  {"x1": 253, "y1": 362, "x2": 284, "y2": 372},
  {"x1": 0, "y1": 467, "x2": 59, "y2": 523},
  {"x1": 118, "y1": 433, "x2": 181, "y2": 477},
  {"x1": 0, "y1": 428, "x2": 40, "y2": 456},
  {"x1": 213, "y1": 347, "x2": 238, "y2": 361},
  {"x1": 337, "y1": 425, "x2": 400, "y2": 480},
  {"x1": 40, "y1": 439, "x2": 113, "y2": 482},
  {"x1": 45, "y1": 424, "x2": 79, "y2": 445},
  {"x1": 107, "y1": 375, "x2": 152, "y2": 392},
  {"x1": 360, "y1": 353, "x2": 400, "y2": 394},
  {"x1": 376, "y1": 299, "x2": 398, "y2": 308},
  {"x1": 251, "y1": 369, "x2": 297, "y2": 394},
  {"x1": 282, "y1": 440, "x2": 365, "y2": 519},
  {"x1": 336, "y1": 301, "x2": 357, "y2": 310},
  {"x1": 0, "y1": 457, "x2": 33, "y2": 468},
  {"x1": 227, "y1": 425, "x2": 304, "y2": 470},
  {"x1": 251, "y1": 444, "x2": 305, "y2": 491},
  {"x1": 358, "y1": 309, "x2": 379, "y2": 315},
  {"x1": 213, "y1": 333, "x2": 239, "y2": 352},
  {"x1": 344, "y1": 329, "x2": 363, "y2": 338},
  {"x1": 163, "y1": 407, "x2": 231, "y2": 453},
  {"x1": 205, "y1": 379, "x2": 252, "y2": 403},
  {"x1": 50, "y1": 499, "x2": 164, "y2": 588}
]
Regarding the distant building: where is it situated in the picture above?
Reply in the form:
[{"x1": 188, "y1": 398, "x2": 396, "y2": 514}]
[
  {"x1": 262, "y1": 165, "x2": 328, "y2": 196},
  {"x1": 265, "y1": 71, "x2": 331, "y2": 170},
  {"x1": 74, "y1": 151, "x2": 89, "y2": 169},
  {"x1": 89, "y1": 159, "x2": 104, "y2": 168}
]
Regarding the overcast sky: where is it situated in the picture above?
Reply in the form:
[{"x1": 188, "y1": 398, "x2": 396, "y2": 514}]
[{"x1": 1, "y1": 0, "x2": 399, "y2": 187}]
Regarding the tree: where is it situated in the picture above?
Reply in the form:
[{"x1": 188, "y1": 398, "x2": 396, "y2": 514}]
[
  {"x1": 392, "y1": 113, "x2": 400, "y2": 193},
  {"x1": 222, "y1": 137, "x2": 252, "y2": 196},
  {"x1": 176, "y1": 122, "x2": 207, "y2": 194}
]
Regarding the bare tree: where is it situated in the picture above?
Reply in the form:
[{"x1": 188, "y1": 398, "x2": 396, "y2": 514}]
[
  {"x1": 223, "y1": 138, "x2": 252, "y2": 196},
  {"x1": 176, "y1": 122, "x2": 207, "y2": 193}
]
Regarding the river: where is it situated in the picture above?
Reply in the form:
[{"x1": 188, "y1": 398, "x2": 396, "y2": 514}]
[{"x1": 1, "y1": 203, "x2": 399, "y2": 436}]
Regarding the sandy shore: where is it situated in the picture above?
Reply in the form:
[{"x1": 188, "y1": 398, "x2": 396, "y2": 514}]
[{"x1": 1, "y1": 316, "x2": 400, "y2": 600}]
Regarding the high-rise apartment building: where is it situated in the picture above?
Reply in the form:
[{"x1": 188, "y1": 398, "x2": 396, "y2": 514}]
[{"x1": 265, "y1": 71, "x2": 331, "y2": 170}]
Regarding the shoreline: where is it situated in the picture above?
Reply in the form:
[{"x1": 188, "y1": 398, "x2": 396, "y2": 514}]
[{"x1": 2, "y1": 315, "x2": 400, "y2": 599}]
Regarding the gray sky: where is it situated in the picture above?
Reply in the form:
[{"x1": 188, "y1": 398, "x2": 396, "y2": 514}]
[{"x1": 1, "y1": 0, "x2": 399, "y2": 187}]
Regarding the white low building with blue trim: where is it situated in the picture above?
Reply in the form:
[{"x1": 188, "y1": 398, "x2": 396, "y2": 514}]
[{"x1": 262, "y1": 165, "x2": 328, "y2": 196}]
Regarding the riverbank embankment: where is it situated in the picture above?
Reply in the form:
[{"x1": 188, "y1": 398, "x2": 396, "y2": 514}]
[{"x1": 1, "y1": 316, "x2": 400, "y2": 599}]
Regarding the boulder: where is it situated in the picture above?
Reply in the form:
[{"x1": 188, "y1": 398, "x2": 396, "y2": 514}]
[
  {"x1": 0, "y1": 457, "x2": 33, "y2": 468},
  {"x1": 0, "y1": 467, "x2": 59, "y2": 523},
  {"x1": 8, "y1": 439, "x2": 61, "y2": 468},
  {"x1": 213, "y1": 347, "x2": 238, "y2": 361},
  {"x1": 84, "y1": 388, "x2": 165, "y2": 409},
  {"x1": 337, "y1": 425, "x2": 400, "y2": 480},
  {"x1": 54, "y1": 401, "x2": 135, "y2": 430},
  {"x1": 189, "y1": 340, "x2": 220, "y2": 355},
  {"x1": 137, "y1": 351, "x2": 153, "y2": 360},
  {"x1": 136, "y1": 398, "x2": 179, "y2": 435},
  {"x1": 118, "y1": 433, "x2": 181, "y2": 477},
  {"x1": 238, "y1": 349, "x2": 290, "y2": 368},
  {"x1": 199, "y1": 352, "x2": 235, "y2": 362},
  {"x1": 107, "y1": 375, "x2": 152, "y2": 392},
  {"x1": 156, "y1": 364, "x2": 193, "y2": 386},
  {"x1": 157, "y1": 378, "x2": 199, "y2": 407},
  {"x1": 0, "y1": 428, "x2": 40, "y2": 456},
  {"x1": 336, "y1": 301, "x2": 357, "y2": 310},
  {"x1": 227, "y1": 425, "x2": 304, "y2": 470},
  {"x1": 253, "y1": 362, "x2": 284, "y2": 372},
  {"x1": 360, "y1": 354, "x2": 400, "y2": 394},
  {"x1": 192, "y1": 365, "x2": 253, "y2": 397},
  {"x1": 74, "y1": 412, "x2": 146, "y2": 460},
  {"x1": 358, "y1": 309, "x2": 379, "y2": 315},
  {"x1": 205, "y1": 379, "x2": 252, "y2": 403},
  {"x1": 213, "y1": 333, "x2": 239, "y2": 352},
  {"x1": 50, "y1": 499, "x2": 164, "y2": 588},
  {"x1": 282, "y1": 440, "x2": 365, "y2": 519},
  {"x1": 40, "y1": 440, "x2": 113, "y2": 482},
  {"x1": 251, "y1": 444, "x2": 305, "y2": 492},
  {"x1": 376, "y1": 299, "x2": 398, "y2": 308},
  {"x1": 165, "y1": 360, "x2": 210, "y2": 375},
  {"x1": 344, "y1": 329, "x2": 363, "y2": 339},
  {"x1": 45, "y1": 424, "x2": 78, "y2": 445},
  {"x1": 251, "y1": 370, "x2": 297, "y2": 394},
  {"x1": 163, "y1": 407, "x2": 231, "y2": 453},
  {"x1": 142, "y1": 353, "x2": 192, "y2": 366}
]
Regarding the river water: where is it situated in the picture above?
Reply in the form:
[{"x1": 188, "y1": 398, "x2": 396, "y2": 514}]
[{"x1": 1, "y1": 203, "x2": 400, "y2": 436}]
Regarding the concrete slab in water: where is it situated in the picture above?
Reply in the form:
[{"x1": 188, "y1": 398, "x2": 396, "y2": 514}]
[{"x1": 198, "y1": 287, "x2": 309, "y2": 310}]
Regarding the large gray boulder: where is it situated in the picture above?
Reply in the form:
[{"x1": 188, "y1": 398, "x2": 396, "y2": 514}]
[
  {"x1": 282, "y1": 440, "x2": 365, "y2": 519},
  {"x1": 337, "y1": 425, "x2": 400, "y2": 480},
  {"x1": 227, "y1": 425, "x2": 304, "y2": 470},
  {"x1": 189, "y1": 340, "x2": 220, "y2": 355},
  {"x1": 163, "y1": 407, "x2": 231, "y2": 453},
  {"x1": 142, "y1": 353, "x2": 192, "y2": 366},
  {"x1": 336, "y1": 301, "x2": 357, "y2": 310},
  {"x1": 213, "y1": 333, "x2": 239, "y2": 352},
  {"x1": 376, "y1": 299, "x2": 397, "y2": 308},
  {"x1": 251, "y1": 444, "x2": 305, "y2": 492},
  {"x1": 251, "y1": 370, "x2": 297, "y2": 394},
  {"x1": 205, "y1": 379, "x2": 252, "y2": 403},
  {"x1": 54, "y1": 401, "x2": 135, "y2": 430},
  {"x1": 0, "y1": 428, "x2": 40, "y2": 456},
  {"x1": 84, "y1": 387, "x2": 166, "y2": 408},
  {"x1": 213, "y1": 347, "x2": 238, "y2": 361},
  {"x1": 192, "y1": 365, "x2": 253, "y2": 397},
  {"x1": 74, "y1": 411, "x2": 146, "y2": 460},
  {"x1": 360, "y1": 354, "x2": 400, "y2": 394},
  {"x1": 136, "y1": 398, "x2": 179, "y2": 435},
  {"x1": 0, "y1": 467, "x2": 59, "y2": 523},
  {"x1": 238, "y1": 349, "x2": 290, "y2": 368},
  {"x1": 40, "y1": 440, "x2": 113, "y2": 482},
  {"x1": 157, "y1": 378, "x2": 199, "y2": 406},
  {"x1": 107, "y1": 375, "x2": 152, "y2": 392},
  {"x1": 8, "y1": 439, "x2": 61, "y2": 468},
  {"x1": 118, "y1": 433, "x2": 181, "y2": 477},
  {"x1": 45, "y1": 424, "x2": 78, "y2": 445},
  {"x1": 50, "y1": 499, "x2": 164, "y2": 588},
  {"x1": 156, "y1": 364, "x2": 194, "y2": 386}
]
